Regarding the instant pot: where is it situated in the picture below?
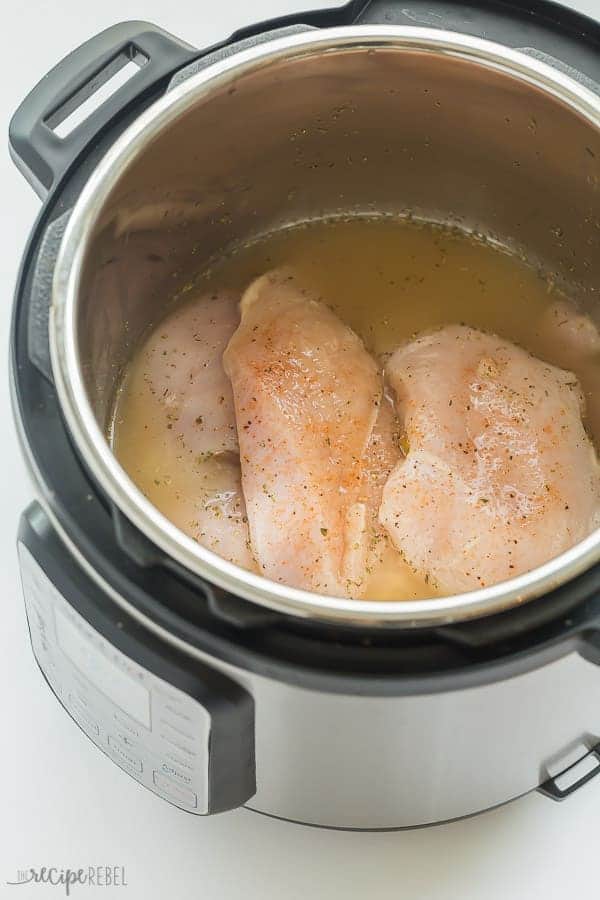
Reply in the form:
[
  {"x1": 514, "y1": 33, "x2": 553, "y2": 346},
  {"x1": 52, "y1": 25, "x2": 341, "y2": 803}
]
[{"x1": 9, "y1": 0, "x2": 600, "y2": 829}]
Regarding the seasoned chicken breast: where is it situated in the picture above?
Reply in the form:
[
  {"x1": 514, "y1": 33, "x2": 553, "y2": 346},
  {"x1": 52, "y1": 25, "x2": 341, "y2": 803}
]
[
  {"x1": 379, "y1": 325, "x2": 600, "y2": 593},
  {"x1": 142, "y1": 290, "x2": 240, "y2": 458},
  {"x1": 535, "y1": 299, "x2": 600, "y2": 445},
  {"x1": 538, "y1": 299, "x2": 600, "y2": 364},
  {"x1": 223, "y1": 271, "x2": 381, "y2": 596},
  {"x1": 115, "y1": 290, "x2": 254, "y2": 569}
]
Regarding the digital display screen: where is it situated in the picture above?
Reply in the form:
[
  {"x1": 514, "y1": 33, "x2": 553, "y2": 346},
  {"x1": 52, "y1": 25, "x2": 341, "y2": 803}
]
[{"x1": 55, "y1": 606, "x2": 151, "y2": 728}]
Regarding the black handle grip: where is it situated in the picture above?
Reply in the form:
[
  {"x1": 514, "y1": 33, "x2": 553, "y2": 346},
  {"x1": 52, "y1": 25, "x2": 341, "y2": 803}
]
[
  {"x1": 9, "y1": 21, "x2": 197, "y2": 198},
  {"x1": 538, "y1": 743, "x2": 600, "y2": 801}
]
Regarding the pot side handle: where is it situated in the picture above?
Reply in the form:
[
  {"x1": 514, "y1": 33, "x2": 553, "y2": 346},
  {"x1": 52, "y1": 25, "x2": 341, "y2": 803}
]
[{"x1": 9, "y1": 21, "x2": 197, "y2": 199}]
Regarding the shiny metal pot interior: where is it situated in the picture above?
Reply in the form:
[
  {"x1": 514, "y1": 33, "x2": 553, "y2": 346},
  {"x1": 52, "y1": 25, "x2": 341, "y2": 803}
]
[{"x1": 50, "y1": 26, "x2": 600, "y2": 627}]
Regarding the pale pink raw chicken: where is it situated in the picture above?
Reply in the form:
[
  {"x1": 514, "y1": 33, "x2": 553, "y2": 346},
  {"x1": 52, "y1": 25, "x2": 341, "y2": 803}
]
[
  {"x1": 223, "y1": 271, "x2": 382, "y2": 596},
  {"x1": 538, "y1": 299, "x2": 600, "y2": 365},
  {"x1": 163, "y1": 452, "x2": 254, "y2": 570},
  {"x1": 139, "y1": 291, "x2": 254, "y2": 569},
  {"x1": 143, "y1": 290, "x2": 241, "y2": 457},
  {"x1": 536, "y1": 298, "x2": 600, "y2": 444},
  {"x1": 380, "y1": 325, "x2": 600, "y2": 594}
]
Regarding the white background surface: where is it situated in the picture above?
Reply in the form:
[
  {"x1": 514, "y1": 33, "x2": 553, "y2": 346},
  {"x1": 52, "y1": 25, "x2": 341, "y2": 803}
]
[{"x1": 2, "y1": 1, "x2": 600, "y2": 897}]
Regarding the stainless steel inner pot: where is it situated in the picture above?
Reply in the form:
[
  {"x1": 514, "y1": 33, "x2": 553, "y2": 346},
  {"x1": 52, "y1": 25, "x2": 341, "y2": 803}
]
[{"x1": 50, "y1": 26, "x2": 600, "y2": 627}]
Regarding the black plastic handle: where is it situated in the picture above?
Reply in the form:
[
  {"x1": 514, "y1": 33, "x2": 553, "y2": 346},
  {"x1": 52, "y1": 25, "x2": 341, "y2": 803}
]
[
  {"x1": 538, "y1": 743, "x2": 600, "y2": 801},
  {"x1": 9, "y1": 21, "x2": 197, "y2": 199}
]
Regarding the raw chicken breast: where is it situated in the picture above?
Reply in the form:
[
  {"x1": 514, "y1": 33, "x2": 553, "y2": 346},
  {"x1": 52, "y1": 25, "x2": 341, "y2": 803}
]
[
  {"x1": 120, "y1": 291, "x2": 254, "y2": 569},
  {"x1": 143, "y1": 290, "x2": 240, "y2": 457},
  {"x1": 380, "y1": 325, "x2": 600, "y2": 594},
  {"x1": 223, "y1": 271, "x2": 381, "y2": 596},
  {"x1": 538, "y1": 299, "x2": 600, "y2": 364},
  {"x1": 535, "y1": 299, "x2": 600, "y2": 445},
  {"x1": 531, "y1": 300, "x2": 600, "y2": 446},
  {"x1": 159, "y1": 451, "x2": 254, "y2": 570}
]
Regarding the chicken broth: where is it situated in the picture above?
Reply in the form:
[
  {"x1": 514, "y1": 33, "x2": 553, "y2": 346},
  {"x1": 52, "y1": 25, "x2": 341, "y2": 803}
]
[{"x1": 111, "y1": 217, "x2": 600, "y2": 601}]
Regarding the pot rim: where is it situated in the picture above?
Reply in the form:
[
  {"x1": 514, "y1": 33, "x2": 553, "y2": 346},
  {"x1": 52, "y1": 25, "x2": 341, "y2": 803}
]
[{"x1": 50, "y1": 24, "x2": 600, "y2": 628}]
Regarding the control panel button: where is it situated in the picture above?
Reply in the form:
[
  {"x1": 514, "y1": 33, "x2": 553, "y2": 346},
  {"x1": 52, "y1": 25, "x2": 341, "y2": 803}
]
[
  {"x1": 68, "y1": 694, "x2": 100, "y2": 736},
  {"x1": 71, "y1": 687, "x2": 91, "y2": 708},
  {"x1": 31, "y1": 604, "x2": 50, "y2": 653},
  {"x1": 158, "y1": 761, "x2": 193, "y2": 786},
  {"x1": 113, "y1": 713, "x2": 139, "y2": 738},
  {"x1": 114, "y1": 729, "x2": 137, "y2": 749},
  {"x1": 158, "y1": 717, "x2": 199, "y2": 757},
  {"x1": 153, "y1": 770, "x2": 198, "y2": 808},
  {"x1": 162, "y1": 702, "x2": 193, "y2": 725},
  {"x1": 108, "y1": 735, "x2": 143, "y2": 773}
]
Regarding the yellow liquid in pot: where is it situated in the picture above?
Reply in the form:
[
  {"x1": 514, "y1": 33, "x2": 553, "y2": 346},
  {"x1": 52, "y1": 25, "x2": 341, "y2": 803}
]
[{"x1": 112, "y1": 217, "x2": 598, "y2": 600}]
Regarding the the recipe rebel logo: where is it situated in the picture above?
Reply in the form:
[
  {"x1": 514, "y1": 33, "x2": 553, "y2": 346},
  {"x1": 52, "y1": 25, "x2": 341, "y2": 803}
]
[{"x1": 6, "y1": 866, "x2": 127, "y2": 895}]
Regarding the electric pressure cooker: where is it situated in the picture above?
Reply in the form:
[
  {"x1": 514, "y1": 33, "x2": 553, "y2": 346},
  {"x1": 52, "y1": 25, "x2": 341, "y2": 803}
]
[{"x1": 10, "y1": 0, "x2": 600, "y2": 829}]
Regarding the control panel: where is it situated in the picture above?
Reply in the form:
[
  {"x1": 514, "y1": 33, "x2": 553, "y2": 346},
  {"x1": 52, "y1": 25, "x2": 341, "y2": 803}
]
[{"x1": 19, "y1": 542, "x2": 210, "y2": 814}]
